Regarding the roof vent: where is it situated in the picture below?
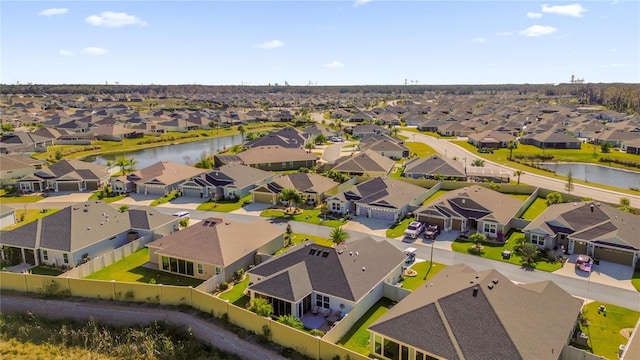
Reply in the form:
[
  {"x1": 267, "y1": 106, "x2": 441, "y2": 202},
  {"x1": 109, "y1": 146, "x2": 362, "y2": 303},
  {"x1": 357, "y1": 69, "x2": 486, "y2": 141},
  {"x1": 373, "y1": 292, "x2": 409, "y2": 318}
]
[
  {"x1": 83, "y1": 208, "x2": 89, "y2": 212},
  {"x1": 362, "y1": 267, "x2": 366, "y2": 271},
  {"x1": 472, "y1": 286, "x2": 479, "y2": 297},
  {"x1": 487, "y1": 284, "x2": 494, "y2": 290},
  {"x1": 87, "y1": 227, "x2": 91, "y2": 230},
  {"x1": 492, "y1": 278, "x2": 499, "y2": 284}
]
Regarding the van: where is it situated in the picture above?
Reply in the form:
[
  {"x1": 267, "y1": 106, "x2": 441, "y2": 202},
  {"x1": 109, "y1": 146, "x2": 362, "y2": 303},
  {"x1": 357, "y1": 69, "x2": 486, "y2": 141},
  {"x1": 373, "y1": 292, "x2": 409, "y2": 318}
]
[{"x1": 172, "y1": 211, "x2": 190, "y2": 218}]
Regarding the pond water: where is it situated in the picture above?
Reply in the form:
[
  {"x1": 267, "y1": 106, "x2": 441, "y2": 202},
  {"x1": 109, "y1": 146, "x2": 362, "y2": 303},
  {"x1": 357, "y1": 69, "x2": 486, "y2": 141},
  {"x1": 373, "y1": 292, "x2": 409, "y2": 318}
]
[
  {"x1": 85, "y1": 134, "x2": 244, "y2": 169},
  {"x1": 537, "y1": 162, "x2": 640, "y2": 190}
]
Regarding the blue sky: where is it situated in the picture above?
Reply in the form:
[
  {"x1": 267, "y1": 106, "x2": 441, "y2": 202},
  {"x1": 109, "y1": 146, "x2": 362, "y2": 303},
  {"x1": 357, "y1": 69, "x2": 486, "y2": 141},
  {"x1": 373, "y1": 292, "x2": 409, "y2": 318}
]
[{"x1": 2, "y1": 1, "x2": 638, "y2": 85}]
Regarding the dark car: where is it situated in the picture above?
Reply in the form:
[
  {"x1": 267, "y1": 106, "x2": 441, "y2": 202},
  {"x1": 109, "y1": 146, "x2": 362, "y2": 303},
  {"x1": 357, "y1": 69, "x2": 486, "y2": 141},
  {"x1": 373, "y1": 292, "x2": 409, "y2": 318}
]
[{"x1": 424, "y1": 224, "x2": 440, "y2": 239}]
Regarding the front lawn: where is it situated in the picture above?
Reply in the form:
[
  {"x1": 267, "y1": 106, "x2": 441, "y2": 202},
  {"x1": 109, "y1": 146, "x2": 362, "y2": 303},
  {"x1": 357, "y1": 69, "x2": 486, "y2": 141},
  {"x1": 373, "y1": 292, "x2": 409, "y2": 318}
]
[
  {"x1": 2, "y1": 209, "x2": 59, "y2": 230},
  {"x1": 0, "y1": 191, "x2": 45, "y2": 203},
  {"x1": 399, "y1": 261, "x2": 445, "y2": 290},
  {"x1": 578, "y1": 301, "x2": 640, "y2": 360},
  {"x1": 405, "y1": 142, "x2": 437, "y2": 158},
  {"x1": 197, "y1": 195, "x2": 251, "y2": 212},
  {"x1": 275, "y1": 233, "x2": 334, "y2": 256},
  {"x1": 520, "y1": 197, "x2": 549, "y2": 220},
  {"x1": 386, "y1": 217, "x2": 413, "y2": 238},
  {"x1": 338, "y1": 298, "x2": 395, "y2": 356},
  {"x1": 450, "y1": 231, "x2": 563, "y2": 272},
  {"x1": 85, "y1": 248, "x2": 203, "y2": 287},
  {"x1": 30, "y1": 266, "x2": 64, "y2": 276},
  {"x1": 260, "y1": 208, "x2": 347, "y2": 227},
  {"x1": 150, "y1": 190, "x2": 181, "y2": 206},
  {"x1": 88, "y1": 190, "x2": 126, "y2": 203},
  {"x1": 632, "y1": 270, "x2": 640, "y2": 292}
]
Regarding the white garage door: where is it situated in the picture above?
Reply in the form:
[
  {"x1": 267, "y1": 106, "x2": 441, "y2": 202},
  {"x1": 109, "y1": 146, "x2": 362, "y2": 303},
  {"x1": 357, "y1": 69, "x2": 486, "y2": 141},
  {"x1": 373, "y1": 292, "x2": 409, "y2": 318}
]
[
  {"x1": 369, "y1": 208, "x2": 396, "y2": 221},
  {"x1": 181, "y1": 186, "x2": 202, "y2": 198}
]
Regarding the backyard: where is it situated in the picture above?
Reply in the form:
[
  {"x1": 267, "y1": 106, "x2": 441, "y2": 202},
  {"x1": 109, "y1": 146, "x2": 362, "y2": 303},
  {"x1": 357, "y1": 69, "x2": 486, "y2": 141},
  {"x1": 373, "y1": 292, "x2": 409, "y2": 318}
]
[
  {"x1": 260, "y1": 208, "x2": 347, "y2": 227},
  {"x1": 197, "y1": 195, "x2": 251, "y2": 212},
  {"x1": 578, "y1": 301, "x2": 640, "y2": 360},
  {"x1": 519, "y1": 197, "x2": 549, "y2": 220},
  {"x1": 29, "y1": 266, "x2": 64, "y2": 276},
  {"x1": 451, "y1": 231, "x2": 564, "y2": 272},
  {"x1": 398, "y1": 261, "x2": 445, "y2": 291},
  {"x1": 338, "y1": 298, "x2": 395, "y2": 356},
  {"x1": 85, "y1": 248, "x2": 203, "y2": 287},
  {"x1": 274, "y1": 233, "x2": 335, "y2": 256},
  {"x1": 218, "y1": 275, "x2": 250, "y2": 308}
]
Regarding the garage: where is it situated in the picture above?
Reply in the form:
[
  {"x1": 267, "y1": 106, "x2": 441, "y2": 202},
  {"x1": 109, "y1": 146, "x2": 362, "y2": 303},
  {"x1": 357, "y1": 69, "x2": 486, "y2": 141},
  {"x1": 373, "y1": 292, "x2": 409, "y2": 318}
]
[
  {"x1": 144, "y1": 185, "x2": 166, "y2": 195},
  {"x1": 421, "y1": 217, "x2": 445, "y2": 229},
  {"x1": 593, "y1": 246, "x2": 634, "y2": 266},
  {"x1": 369, "y1": 208, "x2": 397, "y2": 221},
  {"x1": 452, "y1": 219, "x2": 463, "y2": 231},
  {"x1": 57, "y1": 181, "x2": 80, "y2": 191},
  {"x1": 181, "y1": 186, "x2": 203, "y2": 198},
  {"x1": 253, "y1": 191, "x2": 275, "y2": 204},
  {"x1": 573, "y1": 240, "x2": 588, "y2": 255}
]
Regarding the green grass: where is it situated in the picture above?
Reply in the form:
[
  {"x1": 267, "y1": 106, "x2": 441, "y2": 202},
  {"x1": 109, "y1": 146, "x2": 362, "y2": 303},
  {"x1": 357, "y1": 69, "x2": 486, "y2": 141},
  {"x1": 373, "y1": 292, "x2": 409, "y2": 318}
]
[
  {"x1": 219, "y1": 275, "x2": 249, "y2": 303},
  {"x1": 400, "y1": 127, "x2": 445, "y2": 139},
  {"x1": 88, "y1": 191, "x2": 126, "y2": 203},
  {"x1": 197, "y1": 195, "x2": 251, "y2": 212},
  {"x1": 632, "y1": 271, "x2": 640, "y2": 292},
  {"x1": 275, "y1": 233, "x2": 334, "y2": 256},
  {"x1": 450, "y1": 231, "x2": 563, "y2": 272},
  {"x1": 389, "y1": 167, "x2": 403, "y2": 178},
  {"x1": 0, "y1": 192, "x2": 45, "y2": 203},
  {"x1": 2, "y1": 209, "x2": 59, "y2": 230},
  {"x1": 579, "y1": 301, "x2": 640, "y2": 360},
  {"x1": 398, "y1": 261, "x2": 445, "y2": 290},
  {"x1": 406, "y1": 141, "x2": 437, "y2": 158},
  {"x1": 150, "y1": 190, "x2": 181, "y2": 206},
  {"x1": 386, "y1": 217, "x2": 413, "y2": 238},
  {"x1": 422, "y1": 189, "x2": 448, "y2": 205},
  {"x1": 85, "y1": 248, "x2": 203, "y2": 287},
  {"x1": 338, "y1": 298, "x2": 395, "y2": 356},
  {"x1": 260, "y1": 208, "x2": 347, "y2": 227},
  {"x1": 29, "y1": 266, "x2": 64, "y2": 276},
  {"x1": 520, "y1": 197, "x2": 549, "y2": 220}
]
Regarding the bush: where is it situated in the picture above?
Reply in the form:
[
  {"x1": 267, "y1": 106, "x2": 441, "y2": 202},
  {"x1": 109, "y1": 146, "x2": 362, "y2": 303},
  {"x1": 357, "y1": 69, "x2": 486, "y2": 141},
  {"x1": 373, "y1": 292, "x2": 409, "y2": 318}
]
[
  {"x1": 218, "y1": 282, "x2": 229, "y2": 291},
  {"x1": 309, "y1": 329, "x2": 324, "y2": 337}
]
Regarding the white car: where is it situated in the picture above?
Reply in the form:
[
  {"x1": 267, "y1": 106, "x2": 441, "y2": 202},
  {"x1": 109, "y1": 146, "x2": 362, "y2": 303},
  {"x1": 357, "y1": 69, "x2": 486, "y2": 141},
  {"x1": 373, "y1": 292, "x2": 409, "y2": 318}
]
[{"x1": 404, "y1": 221, "x2": 425, "y2": 239}]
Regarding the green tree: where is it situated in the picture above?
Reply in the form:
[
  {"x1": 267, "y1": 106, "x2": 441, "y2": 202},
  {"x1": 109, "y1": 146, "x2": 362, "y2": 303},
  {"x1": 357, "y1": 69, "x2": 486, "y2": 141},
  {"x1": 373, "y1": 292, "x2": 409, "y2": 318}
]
[
  {"x1": 194, "y1": 153, "x2": 214, "y2": 169},
  {"x1": 118, "y1": 205, "x2": 129, "y2": 213},
  {"x1": 179, "y1": 218, "x2": 189, "y2": 228},
  {"x1": 565, "y1": 170, "x2": 574, "y2": 194},
  {"x1": 320, "y1": 203, "x2": 329, "y2": 220},
  {"x1": 469, "y1": 232, "x2": 486, "y2": 255},
  {"x1": 208, "y1": 120, "x2": 215, "y2": 134},
  {"x1": 54, "y1": 149, "x2": 64, "y2": 161},
  {"x1": 1, "y1": 123, "x2": 14, "y2": 133},
  {"x1": 507, "y1": 141, "x2": 516, "y2": 160},
  {"x1": 247, "y1": 297, "x2": 273, "y2": 317},
  {"x1": 600, "y1": 142, "x2": 612, "y2": 153},
  {"x1": 304, "y1": 141, "x2": 314, "y2": 153},
  {"x1": 330, "y1": 226, "x2": 350, "y2": 244},
  {"x1": 237, "y1": 125, "x2": 245, "y2": 140},
  {"x1": 230, "y1": 144, "x2": 243, "y2": 154},
  {"x1": 284, "y1": 224, "x2": 293, "y2": 247},
  {"x1": 116, "y1": 157, "x2": 128, "y2": 174},
  {"x1": 520, "y1": 243, "x2": 539, "y2": 265},
  {"x1": 546, "y1": 192, "x2": 563, "y2": 205},
  {"x1": 277, "y1": 315, "x2": 304, "y2": 330},
  {"x1": 313, "y1": 133, "x2": 327, "y2": 145},
  {"x1": 279, "y1": 188, "x2": 303, "y2": 210},
  {"x1": 513, "y1": 170, "x2": 524, "y2": 185},
  {"x1": 619, "y1": 197, "x2": 632, "y2": 212}
]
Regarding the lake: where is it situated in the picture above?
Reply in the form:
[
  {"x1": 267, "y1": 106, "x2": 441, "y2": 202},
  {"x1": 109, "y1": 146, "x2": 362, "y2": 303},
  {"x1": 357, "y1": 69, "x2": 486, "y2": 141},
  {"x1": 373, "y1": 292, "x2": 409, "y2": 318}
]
[
  {"x1": 537, "y1": 162, "x2": 640, "y2": 190},
  {"x1": 85, "y1": 134, "x2": 244, "y2": 168}
]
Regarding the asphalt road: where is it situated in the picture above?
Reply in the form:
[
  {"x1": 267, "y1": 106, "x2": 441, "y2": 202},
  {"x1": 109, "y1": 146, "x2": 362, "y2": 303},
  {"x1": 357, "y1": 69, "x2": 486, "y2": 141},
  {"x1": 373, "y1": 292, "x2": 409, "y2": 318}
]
[
  {"x1": 402, "y1": 130, "x2": 640, "y2": 208},
  {"x1": 0, "y1": 295, "x2": 287, "y2": 360}
]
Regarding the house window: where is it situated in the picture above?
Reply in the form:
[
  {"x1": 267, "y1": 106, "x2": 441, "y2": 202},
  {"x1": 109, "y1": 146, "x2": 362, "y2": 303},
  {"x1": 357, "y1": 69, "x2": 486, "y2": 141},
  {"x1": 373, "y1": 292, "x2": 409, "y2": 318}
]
[
  {"x1": 63, "y1": 253, "x2": 69, "y2": 264},
  {"x1": 531, "y1": 234, "x2": 546, "y2": 247},
  {"x1": 483, "y1": 223, "x2": 497, "y2": 235},
  {"x1": 215, "y1": 266, "x2": 222, "y2": 275},
  {"x1": 42, "y1": 250, "x2": 48, "y2": 261},
  {"x1": 289, "y1": 161, "x2": 294, "y2": 168},
  {"x1": 316, "y1": 294, "x2": 330, "y2": 309},
  {"x1": 331, "y1": 202, "x2": 341, "y2": 211},
  {"x1": 197, "y1": 263, "x2": 203, "y2": 275},
  {"x1": 162, "y1": 256, "x2": 170, "y2": 271},
  {"x1": 374, "y1": 335, "x2": 382, "y2": 355},
  {"x1": 282, "y1": 162, "x2": 287, "y2": 169}
]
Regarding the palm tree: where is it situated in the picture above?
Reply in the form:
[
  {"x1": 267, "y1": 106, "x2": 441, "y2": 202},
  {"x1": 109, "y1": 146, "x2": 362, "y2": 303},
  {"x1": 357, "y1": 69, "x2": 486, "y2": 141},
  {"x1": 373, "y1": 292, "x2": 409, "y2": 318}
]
[
  {"x1": 390, "y1": 127, "x2": 399, "y2": 138},
  {"x1": 279, "y1": 188, "x2": 303, "y2": 210},
  {"x1": 507, "y1": 141, "x2": 516, "y2": 161},
  {"x1": 230, "y1": 144, "x2": 244, "y2": 154},
  {"x1": 469, "y1": 232, "x2": 486, "y2": 255},
  {"x1": 520, "y1": 243, "x2": 538, "y2": 265},
  {"x1": 116, "y1": 157, "x2": 128, "y2": 174},
  {"x1": 208, "y1": 120, "x2": 215, "y2": 134},
  {"x1": 126, "y1": 157, "x2": 138, "y2": 174},
  {"x1": 513, "y1": 170, "x2": 524, "y2": 185},
  {"x1": 330, "y1": 226, "x2": 350, "y2": 244},
  {"x1": 304, "y1": 141, "x2": 314, "y2": 153},
  {"x1": 237, "y1": 125, "x2": 245, "y2": 140}
]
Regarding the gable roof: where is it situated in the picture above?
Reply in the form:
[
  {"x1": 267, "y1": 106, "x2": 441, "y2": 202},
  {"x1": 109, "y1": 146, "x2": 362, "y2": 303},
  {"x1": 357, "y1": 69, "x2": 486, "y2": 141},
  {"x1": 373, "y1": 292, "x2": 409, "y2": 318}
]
[
  {"x1": 262, "y1": 173, "x2": 339, "y2": 195},
  {"x1": 235, "y1": 146, "x2": 318, "y2": 165},
  {"x1": 244, "y1": 127, "x2": 307, "y2": 149},
  {"x1": 331, "y1": 176, "x2": 426, "y2": 210},
  {"x1": 0, "y1": 154, "x2": 43, "y2": 172},
  {"x1": 403, "y1": 155, "x2": 466, "y2": 178},
  {"x1": 248, "y1": 237, "x2": 405, "y2": 302},
  {"x1": 35, "y1": 159, "x2": 110, "y2": 181},
  {"x1": 331, "y1": 149, "x2": 395, "y2": 175},
  {"x1": 204, "y1": 164, "x2": 273, "y2": 190},
  {"x1": 124, "y1": 161, "x2": 206, "y2": 186},
  {"x1": 369, "y1": 264, "x2": 583, "y2": 360}
]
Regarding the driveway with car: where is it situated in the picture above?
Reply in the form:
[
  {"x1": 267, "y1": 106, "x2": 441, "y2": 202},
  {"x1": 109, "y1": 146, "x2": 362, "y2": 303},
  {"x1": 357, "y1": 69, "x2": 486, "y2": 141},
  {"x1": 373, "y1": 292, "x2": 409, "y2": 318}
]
[{"x1": 552, "y1": 253, "x2": 636, "y2": 291}]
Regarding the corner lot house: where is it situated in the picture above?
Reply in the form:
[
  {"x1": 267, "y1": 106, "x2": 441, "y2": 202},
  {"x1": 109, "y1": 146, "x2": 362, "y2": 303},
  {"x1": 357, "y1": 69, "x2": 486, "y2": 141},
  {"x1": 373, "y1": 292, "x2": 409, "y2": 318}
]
[
  {"x1": 251, "y1": 173, "x2": 340, "y2": 206},
  {"x1": 326, "y1": 177, "x2": 428, "y2": 221},
  {"x1": 112, "y1": 161, "x2": 207, "y2": 195},
  {"x1": 0, "y1": 201, "x2": 177, "y2": 267},
  {"x1": 247, "y1": 237, "x2": 406, "y2": 320},
  {"x1": 414, "y1": 185, "x2": 525, "y2": 238},
  {"x1": 523, "y1": 202, "x2": 640, "y2": 268},
  {"x1": 369, "y1": 264, "x2": 583, "y2": 360},
  {"x1": 17, "y1": 159, "x2": 111, "y2": 192},
  {"x1": 146, "y1": 217, "x2": 283, "y2": 283}
]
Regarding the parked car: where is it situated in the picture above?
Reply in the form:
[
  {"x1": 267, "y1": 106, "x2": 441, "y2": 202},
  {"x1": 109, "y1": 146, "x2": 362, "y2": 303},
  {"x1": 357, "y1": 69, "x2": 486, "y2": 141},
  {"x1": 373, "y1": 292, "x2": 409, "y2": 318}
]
[
  {"x1": 330, "y1": 136, "x2": 344, "y2": 142},
  {"x1": 424, "y1": 224, "x2": 440, "y2": 239},
  {"x1": 404, "y1": 221, "x2": 425, "y2": 239},
  {"x1": 575, "y1": 255, "x2": 593, "y2": 273}
]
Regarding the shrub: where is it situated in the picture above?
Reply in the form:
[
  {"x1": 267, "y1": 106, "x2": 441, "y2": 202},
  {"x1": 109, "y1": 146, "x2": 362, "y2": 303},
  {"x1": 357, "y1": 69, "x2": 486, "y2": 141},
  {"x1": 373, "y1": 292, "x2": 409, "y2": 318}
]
[
  {"x1": 218, "y1": 282, "x2": 229, "y2": 291},
  {"x1": 309, "y1": 329, "x2": 325, "y2": 337}
]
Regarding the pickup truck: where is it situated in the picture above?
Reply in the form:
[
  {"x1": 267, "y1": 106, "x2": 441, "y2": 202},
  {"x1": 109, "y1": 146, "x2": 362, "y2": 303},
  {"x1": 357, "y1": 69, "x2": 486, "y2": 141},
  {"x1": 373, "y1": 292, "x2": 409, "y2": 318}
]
[{"x1": 404, "y1": 221, "x2": 425, "y2": 239}]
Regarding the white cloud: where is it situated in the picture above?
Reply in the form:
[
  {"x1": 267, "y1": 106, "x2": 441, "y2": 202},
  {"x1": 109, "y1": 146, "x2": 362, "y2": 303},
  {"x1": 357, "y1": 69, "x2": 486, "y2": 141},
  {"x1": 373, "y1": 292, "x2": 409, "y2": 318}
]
[
  {"x1": 82, "y1": 47, "x2": 108, "y2": 55},
  {"x1": 542, "y1": 3, "x2": 587, "y2": 17},
  {"x1": 527, "y1": 12, "x2": 543, "y2": 19},
  {"x1": 496, "y1": 31, "x2": 513, "y2": 37},
  {"x1": 520, "y1": 25, "x2": 558, "y2": 37},
  {"x1": 472, "y1": 37, "x2": 486, "y2": 44},
  {"x1": 324, "y1": 60, "x2": 344, "y2": 69},
  {"x1": 258, "y1": 40, "x2": 284, "y2": 49},
  {"x1": 39, "y1": 8, "x2": 68, "y2": 16},
  {"x1": 353, "y1": 0, "x2": 373, "y2": 7},
  {"x1": 58, "y1": 50, "x2": 73, "y2": 57},
  {"x1": 85, "y1": 12, "x2": 147, "y2": 28}
]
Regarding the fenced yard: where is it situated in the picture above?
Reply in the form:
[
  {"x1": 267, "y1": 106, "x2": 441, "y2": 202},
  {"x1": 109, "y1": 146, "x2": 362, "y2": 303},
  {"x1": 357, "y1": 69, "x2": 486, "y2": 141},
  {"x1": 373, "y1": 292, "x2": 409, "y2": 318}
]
[{"x1": 337, "y1": 298, "x2": 395, "y2": 356}]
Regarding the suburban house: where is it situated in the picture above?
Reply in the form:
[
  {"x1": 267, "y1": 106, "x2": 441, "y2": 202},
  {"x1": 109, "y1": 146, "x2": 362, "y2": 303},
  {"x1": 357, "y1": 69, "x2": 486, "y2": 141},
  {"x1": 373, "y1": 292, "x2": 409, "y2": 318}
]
[
  {"x1": 146, "y1": 217, "x2": 284, "y2": 282},
  {"x1": 111, "y1": 161, "x2": 207, "y2": 195},
  {"x1": 520, "y1": 130, "x2": 581, "y2": 149},
  {"x1": 359, "y1": 137, "x2": 410, "y2": 160},
  {"x1": 0, "y1": 154, "x2": 44, "y2": 182},
  {"x1": 328, "y1": 149, "x2": 395, "y2": 177},
  {"x1": 326, "y1": 176, "x2": 428, "y2": 221},
  {"x1": 523, "y1": 202, "x2": 640, "y2": 268},
  {"x1": 246, "y1": 237, "x2": 406, "y2": 321},
  {"x1": 624, "y1": 138, "x2": 640, "y2": 155},
  {"x1": 403, "y1": 155, "x2": 467, "y2": 181},
  {"x1": 0, "y1": 204, "x2": 16, "y2": 229},
  {"x1": 17, "y1": 159, "x2": 111, "y2": 192},
  {"x1": 594, "y1": 129, "x2": 640, "y2": 149},
  {"x1": 0, "y1": 131, "x2": 54, "y2": 154},
  {"x1": 467, "y1": 130, "x2": 516, "y2": 149},
  {"x1": 244, "y1": 127, "x2": 307, "y2": 149},
  {"x1": 92, "y1": 124, "x2": 144, "y2": 141},
  {"x1": 436, "y1": 122, "x2": 473, "y2": 137},
  {"x1": 0, "y1": 201, "x2": 177, "y2": 267},
  {"x1": 368, "y1": 264, "x2": 583, "y2": 360},
  {"x1": 414, "y1": 186, "x2": 525, "y2": 239},
  {"x1": 179, "y1": 164, "x2": 275, "y2": 199},
  {"x1": 214, "y1": 146, "x2": 318, "y2": 171},
  {"x1": 351, "y1": 124, "x2": 389, "y2": 138},
  {"x1": 251, "y1": 173, "x2": 340, "y2": 206}
]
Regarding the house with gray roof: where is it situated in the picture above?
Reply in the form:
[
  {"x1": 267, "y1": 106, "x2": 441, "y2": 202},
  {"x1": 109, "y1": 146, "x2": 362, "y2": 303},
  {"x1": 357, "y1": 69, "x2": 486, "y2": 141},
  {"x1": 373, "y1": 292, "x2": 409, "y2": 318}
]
[
  {"x1": 244, "y1": 127, "x2": 307, "y2": 149},
  {"x1": 520, "y1": 130, "x2": 581, "y2": 149},
  {"x1": 214, "y1": 145, "x2": 318, "y2": 171},
  {"x1": 247, "y1": 237, "x2": 406, "y2": 324},
  {"x1": 326, "y1": 176, "x2": 428, "y2": 222},
  {"x1": 403, "y1": 155, "x2": 467, "y2": 181},
  {"x1": 359, "y1": 137, "x2": 410, "y2": 160},
  {"x1": 368, "y1": 264, "x2": 582, "y2": 360},
  {"x1": 467, "y1": 130, "x2": 516, "y2": 149},
  {"x1": 523, "y1": 202, "x2": 640, "y2": 268},
  {"x1": 328, "y1": 149, "x2": 395, "y2": 177},
  {"x1": 0, "y1": 131, "x2": 55, "y2": 154},
  {"x1": 0, "y1": 154, "x2": 44, "y2": 182},
  {"x1": 112, "y1": 161, "x2": 207, "y2": 195},
  {"x1": 251, "y1": 172, "x2": 340, "y2": 205},
  {"x1": 146, "y1": 217, "x2": 283, "y2": 283},
  {"x1": 179, "y1": 163, "x2": 275, "y2": 199},
  {"x1": 414, "y1": 185, "x2": 525, "y2": 239},
  {"x1": 17, "y1": 159, "x2": 112, "y2": 193},
  {"x1": 0, "y1": 201, "x2": 177, "y2": 268},
  {"x1": 351, "y1": 123, "x2": 389, "y2": 138}
]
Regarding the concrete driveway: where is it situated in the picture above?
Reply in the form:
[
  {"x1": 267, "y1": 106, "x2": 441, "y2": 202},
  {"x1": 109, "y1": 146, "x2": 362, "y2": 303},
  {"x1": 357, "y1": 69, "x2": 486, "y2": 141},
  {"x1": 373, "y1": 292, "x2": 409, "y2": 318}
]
[
  {"x1": 112, "y1": 193, "x2": 157, "y2": 206},
  {"x1": 231, "y1": 202, "x2": 271, "y2": 216},
  {"x1": 553, "y1": 254, "x2": 636, "y2": 291},
  {"x1": 343, "y1": 216, "x2": 393, "y2": 237},
  {"x1": 156, "y1": 196, "x2": 208, "y2": 210},
  {"x1": 38, "y1": 191, "x2": 92, "y2": 203}
]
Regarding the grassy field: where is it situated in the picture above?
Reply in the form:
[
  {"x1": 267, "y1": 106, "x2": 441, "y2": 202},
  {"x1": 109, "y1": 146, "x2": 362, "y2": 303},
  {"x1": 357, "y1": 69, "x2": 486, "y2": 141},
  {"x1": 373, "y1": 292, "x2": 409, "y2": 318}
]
[
  {"x1": 29, "y1": 266, "x2": 65, "y2": 276},
  {"x1": 85, "y1": 248, "x2": 203, "y2": 287},
  {"x1": 579, "y1": 301, "x2": 640, "y2": 360},
  {"x1": 88, "y1": 191, "x2": 126, "y2": 203},
  {"x1": 1, "y1": 209, "x2": 59, "y2": 230},
  {"x1": 386, "y1": 217, "x2": 413, "y2": 238},
  {"x1": 519, "y1": 197, "x2": 549, "y2": 220},
  {"x1": 452, "y1": 140, "x2": 640, "y2": 195},
  {"x1": 450, "y1": 231, "x2": 563, "y2": 272},
  {"x1": 197, "y1": 195, "x2": 251, "y2": 212},
  {"x1": 398, "y1": 261, "x2": 445, "y2": 291},
  {"x1": 0, "y1": 189, "x2": 45, "y2": 203},
  {"x1": 406, "y1": 141, "x2": 437, "y2": 158},
  {"x1": 275, "y1": 233, "x2": 334, "y2": 256},
  {"x1": 422, "y1": 189, "x2": 448, "y2": 205},
  {"x1": 260, "y1": 208, "x2": 347, "y2": 227},
  {"x1": 338, "y1": 298, "x2": 395, "y2": 356}
]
